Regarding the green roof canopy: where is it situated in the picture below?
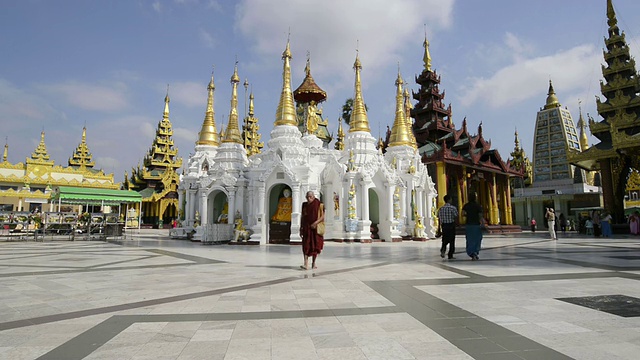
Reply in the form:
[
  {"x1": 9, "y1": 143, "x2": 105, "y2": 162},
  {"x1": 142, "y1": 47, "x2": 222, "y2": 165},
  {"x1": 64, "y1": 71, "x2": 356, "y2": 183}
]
[{"x1": 51, "y1": 186, "x2": 142, "y2": 206}]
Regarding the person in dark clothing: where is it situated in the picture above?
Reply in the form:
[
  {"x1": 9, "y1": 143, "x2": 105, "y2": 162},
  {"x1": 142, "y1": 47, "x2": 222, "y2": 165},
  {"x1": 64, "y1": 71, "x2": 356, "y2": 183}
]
[
  {"x1": 437, "y1": 195, "x2": 459, "y2": 260},
  {"x1": 300, "y1": 191, "x2": 324, "y2": 270},
  {"x1": 462, "y1": 192, "x2": 484, "y2": 261}
]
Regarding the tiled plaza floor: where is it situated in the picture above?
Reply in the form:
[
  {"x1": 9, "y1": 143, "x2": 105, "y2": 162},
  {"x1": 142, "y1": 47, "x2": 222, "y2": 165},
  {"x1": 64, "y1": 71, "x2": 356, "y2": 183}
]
[{"x1": 1, "y1": 230, "x2": 639, "y2": 359}]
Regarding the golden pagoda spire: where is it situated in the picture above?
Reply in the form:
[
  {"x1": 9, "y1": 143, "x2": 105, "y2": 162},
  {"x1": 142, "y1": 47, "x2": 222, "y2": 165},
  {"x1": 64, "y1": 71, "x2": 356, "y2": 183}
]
[
  {"x1": 197, "y1": 70, "x2": 220, "y2": 146},
  {"x1": 2, "y1": 138, "x2": 7, "y2": 162},
  {"x1": 544, "y1": 79, "x2": 560, "y2": 109},
  {"x1": 349, "y1": 51, "x2": 371, "y2": 133},
  {"x1": 403, "y1": 87, "x2": 417, "y2": 148},
  {"x1": 607, "y1": 0, "x2": 617, "y2": 28},
  {"x1": 223, "y1": 62, "x2": 243, "y2": 144},
  {"x1": 68, "y1": 126, "x2": 95, "y2": 168},
  {"x1": 244, "y1": 92, "x2": 264, "y2": 156},
  {"x1": 423, "y1": 29, "x2": 432, "y2": 71},
  {"x1": 577, "y1": 103, "x2": 590, "y2": 151},
  {"x1": 388, "y1": 69, "x2": 414, "y2": 147},
  {"x1": 334, "y1": 117, "x2": 345, "y2": 150},
  {"x1": 163, "y1": 85, "x2": 170, "y2": 120},
  {"x1": 27, "y1": 131, "x2": 54, "y2": 165},
  {"x1": 274, "y1": 40, "x2": 298, "y2": 126}
]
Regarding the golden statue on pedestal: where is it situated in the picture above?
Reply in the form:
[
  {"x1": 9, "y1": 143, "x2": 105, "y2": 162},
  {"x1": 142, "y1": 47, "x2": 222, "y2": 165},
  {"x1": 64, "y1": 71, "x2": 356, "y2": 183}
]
[{"x1": 271, "y1": 188, "x2": 292, "y2": 222}]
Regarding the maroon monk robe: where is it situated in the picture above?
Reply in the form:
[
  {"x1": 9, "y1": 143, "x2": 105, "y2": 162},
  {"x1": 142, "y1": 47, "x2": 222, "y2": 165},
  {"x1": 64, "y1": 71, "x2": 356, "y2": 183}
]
[{"x1": 301, "y1": 198, "x2": 324, "y2": 256}]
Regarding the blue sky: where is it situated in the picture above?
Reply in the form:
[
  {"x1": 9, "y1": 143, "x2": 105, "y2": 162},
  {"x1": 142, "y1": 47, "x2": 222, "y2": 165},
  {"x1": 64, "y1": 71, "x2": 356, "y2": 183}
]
[{"x1": 2, "y1": 0, "x2": 640, "y2": 183}]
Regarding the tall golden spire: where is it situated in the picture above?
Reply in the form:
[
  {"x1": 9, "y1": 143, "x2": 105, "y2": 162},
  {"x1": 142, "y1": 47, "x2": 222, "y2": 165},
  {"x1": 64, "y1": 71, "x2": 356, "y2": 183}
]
[
  {"x1": 403, "y1": 87, "x2": 417, "y2": 148},
  {"x1": 223, "y1": 62, "x2": 243, "y2": 144},
  {"x1": 577, "y1": 104, "x2": 590, "y2": 151},
  {"x1": 423, "y1": 31, "x2": 432, "y2": 71},
  {"x1": 274, "y1": 41, "x2": 298, "y2": 126},
  {"x1": 349, "y1": 52, "x2": 371, "y2": 133},
  {"x1": 163, "y1": 85, "x2": 170, "y2": 120},
  {"x1": 334, "y1": 117, "x2": 345, "y2": 150},
  {"x1": 388, "y1": 70, "x2": 414, "y2": 147},
  {"x1": 544, "y1": 80, "x2": 560, "y2": 109},
  {"x1": 244, "y1": 92, "x2": 264, "y2": 156},
  {"x1": 27, "y1": 131, "x2": 54, "y2": 165},
  {"x1": 68, "y1": 126, "x2": 95, "y2": 168},
  {"x1": 197, "y1": 71, "x2": 220, "y2": 146},
  {"x1": 2, "y1": 139, "x2": 7, "y2": 162}
]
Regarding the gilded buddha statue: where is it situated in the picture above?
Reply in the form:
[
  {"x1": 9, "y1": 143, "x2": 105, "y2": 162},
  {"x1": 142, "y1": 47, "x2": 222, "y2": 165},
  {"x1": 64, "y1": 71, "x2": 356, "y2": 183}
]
[{"x1": 271, "y1": 188, "x2": 292, "y2": 222}]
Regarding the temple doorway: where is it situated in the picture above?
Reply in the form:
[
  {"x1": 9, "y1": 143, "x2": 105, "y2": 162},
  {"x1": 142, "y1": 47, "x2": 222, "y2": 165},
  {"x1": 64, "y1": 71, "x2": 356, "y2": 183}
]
[
  {"x1": 369, "y1": 188, "x2": 379, "y2": 240},
  {"x1": 269, "y1": 184, "x2": 292, "y2": 244},
  {"x1": 212, "y1": 191, "x2": 229, "y2": 224}
]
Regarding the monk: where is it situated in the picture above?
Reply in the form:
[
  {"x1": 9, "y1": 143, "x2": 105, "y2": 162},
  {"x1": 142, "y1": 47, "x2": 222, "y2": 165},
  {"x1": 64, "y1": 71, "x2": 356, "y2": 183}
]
[{"x1": 300, "y1": 191, "x2": 324, "y2": 270}]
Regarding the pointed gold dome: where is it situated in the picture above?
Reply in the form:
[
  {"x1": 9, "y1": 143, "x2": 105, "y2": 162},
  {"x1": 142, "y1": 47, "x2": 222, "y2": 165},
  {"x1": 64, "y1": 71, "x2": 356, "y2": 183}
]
[
  {"x1": 544, "y1": 80, "x2": 560, "y2": 109},
  {"x1": 2, "y1": 140, "x2": 7, "y2": 162},
  {"x1": 197, "y1": 72, "x2": 220, "y2": 146},
  {"x1": 349, "y1": 53, "x2": 371, "y2": 133},
  {"x1": 388, "y1": 70, "x2": 414, "y2": 147},
  {"x1": 274, "y1": 41, "x2": 298, "y2": 126},
  {"x1": 334, "y1": 117, "x2": 345, "y2": 150},
  {"x1": 163, "y1": 87, "x2": 170, "y2": 119},
  {"x1": 222, "y1": 63, "x2": 243, "y2": 144}
]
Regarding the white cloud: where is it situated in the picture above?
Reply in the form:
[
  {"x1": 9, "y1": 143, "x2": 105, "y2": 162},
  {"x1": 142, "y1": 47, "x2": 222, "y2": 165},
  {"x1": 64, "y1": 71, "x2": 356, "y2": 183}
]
[
  {"x1": 173, "y1": 127, "x2": 197, "y2": 145},
  {"x1": 170, "y1": 81, "x2": 207, "y2": 108},
  {"x1": 152, "y1": 1, "x2": 162, "y2": 13},
  {"x1": 199, "y1": 28, "x2": 216, "y2": 48},
  {"x1": 38, "y1": 81, "x2": 130, "y2": 112},
  {"x1": 235, "y1": 0, "x2": 454, "y2": 84},
  {"x1": 0, "y1": 79, "x2": 51, "y2": 122},
  {"x1": 459, "y1": 44, "x2": 601, "y2": 108}
]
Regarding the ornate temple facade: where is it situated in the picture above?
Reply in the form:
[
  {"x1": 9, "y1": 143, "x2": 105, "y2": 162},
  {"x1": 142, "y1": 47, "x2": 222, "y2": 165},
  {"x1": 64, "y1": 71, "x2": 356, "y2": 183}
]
[
  {"x1": 124, "y1": 92, "x2": 182, "y2": 227},
  {"x1": 567, "y1": 0, "x2": 640, "y2": 223},
  {"x1": 512, "y1": 82, "x2": 602, "y2": 227},
  {"x1": 0, "y1": 129, "x2": 118, "y2": 212},
  {"x1": 409, "y1": 36, "x2": 522, "y2": 230},
  {"x1": 180, "y1": 42, "x2": 437, "y2": 244}
]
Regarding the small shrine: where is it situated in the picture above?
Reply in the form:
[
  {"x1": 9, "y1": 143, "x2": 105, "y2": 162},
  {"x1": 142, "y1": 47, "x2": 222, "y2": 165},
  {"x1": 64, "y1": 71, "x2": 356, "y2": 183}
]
[{"x1": 293, "y1": 56, "x2": 332, "y2": 147}]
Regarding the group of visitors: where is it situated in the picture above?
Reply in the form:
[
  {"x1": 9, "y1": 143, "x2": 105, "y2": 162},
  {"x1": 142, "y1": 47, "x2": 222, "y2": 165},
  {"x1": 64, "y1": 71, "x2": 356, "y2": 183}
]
[{"x1": 437, "y1": 193, "x2": 484, "y2": 261}]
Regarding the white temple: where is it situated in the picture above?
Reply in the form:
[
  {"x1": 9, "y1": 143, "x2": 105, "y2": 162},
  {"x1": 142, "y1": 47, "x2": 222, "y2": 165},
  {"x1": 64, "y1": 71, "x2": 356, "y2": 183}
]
[{"x1": 179, "y1": 42, "x2": 437, "y2": 244}]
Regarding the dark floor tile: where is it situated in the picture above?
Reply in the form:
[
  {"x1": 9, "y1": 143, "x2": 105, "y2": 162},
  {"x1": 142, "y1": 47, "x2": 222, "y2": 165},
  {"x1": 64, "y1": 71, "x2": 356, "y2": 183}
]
[{"x1": 557, "y1": 294, "x2": 640, "y2": 317}]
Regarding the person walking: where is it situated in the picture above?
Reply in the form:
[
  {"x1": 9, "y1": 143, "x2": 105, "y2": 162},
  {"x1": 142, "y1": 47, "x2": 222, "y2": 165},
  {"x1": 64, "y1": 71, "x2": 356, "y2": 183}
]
[
  {"x1": 546, "y1": 208, "x2": 557, "y2": 240},
  {"x1": 300, "y1": 191, "x2": 324, "y2": 270},
  {"x1": 601, "y1": 211, "x2": 612, "y2": 237},
  {"x1": 629, "y1": 211, "x2": 639, "y2": 235},
  {"x1": 462, "y1": 192, "x2": 483, "y2": 261},
  {"x1": 438, "y1": 194, "x2": 459, "y2": 260},
  {"x1": 530, "y1": 218, "x2": 537, "y2": 232}
]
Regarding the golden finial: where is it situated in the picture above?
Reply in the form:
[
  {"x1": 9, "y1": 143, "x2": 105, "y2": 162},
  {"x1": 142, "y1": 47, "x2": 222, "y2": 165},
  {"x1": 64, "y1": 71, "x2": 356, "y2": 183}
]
[
  {"x1": 2, "y1": 137, "x2": 7, "y2": 162},
  {"x1": 577, "y1": 100, "x2": 590, "y2": 151},
  {"x1": 334, "y1": 117, "x2": 345, "y2": 150},
  {"x1": 607, "y1": 0, "x2": 617, "y2": 28},
  {"x1": 274, "y1": 39, "x2": 298, "y2": 126},
  {"x1": 388, "y1": 68, "x2": 413, "y2": 147},
  {"x1": 163, "y1": 84, "x2": 170, "y2": 119},
  {"x1": 544, "y1": 79, "x2": 560, "y2": 109},
  {"x1": 27, "y1": 130, "x2": 54, "y2": 165},
  {"x1": 349, "y1": 50, "x2": 371, "y2": 133},
  {"x1": 223, "y1": 61, "x2": 243, "y2": 144},
  {"x1": 197, "y1": 68, "x2": 220, "y2": 146},
  {"x1": 423, "y1": 26, "x2": 432, "y2": 71}
]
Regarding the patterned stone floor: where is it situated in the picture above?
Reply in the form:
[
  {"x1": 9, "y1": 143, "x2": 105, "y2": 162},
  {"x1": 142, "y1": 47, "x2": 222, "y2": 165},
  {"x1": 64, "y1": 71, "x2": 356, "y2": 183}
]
[{"x1": 1, "y1": 230, "x2": 639, "y2": 359}]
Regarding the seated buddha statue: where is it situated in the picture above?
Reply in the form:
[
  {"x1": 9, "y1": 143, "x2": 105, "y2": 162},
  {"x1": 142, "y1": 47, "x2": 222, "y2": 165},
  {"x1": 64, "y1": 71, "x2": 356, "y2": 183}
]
[
  {"x1": 217, "y1": 203, "x2": 229, "y2": 224},
  {"x1": 271, "y1": 189, "x2": 292, "y2": 222}
]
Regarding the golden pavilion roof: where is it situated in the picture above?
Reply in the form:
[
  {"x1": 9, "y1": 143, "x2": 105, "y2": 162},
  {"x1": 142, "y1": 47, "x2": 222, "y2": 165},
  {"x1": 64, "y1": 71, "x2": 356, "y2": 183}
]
[
  {"x1": 293, "y1": 57, "x2": 327, "y2": 103},
  {"x1": 68, "y1": 127, "x2": 95, "y2": 168},
  {"x1": 26, "y1": 131, "x2": 54, "y2": 166}
]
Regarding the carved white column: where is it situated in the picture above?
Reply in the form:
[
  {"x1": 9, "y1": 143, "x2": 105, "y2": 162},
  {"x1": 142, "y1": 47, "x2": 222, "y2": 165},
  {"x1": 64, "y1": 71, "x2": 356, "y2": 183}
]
[
  {"x1": 387, "y1": 184, "x2": 394, "y2": 221},
  {"x1": 290, "y1": 183, "x2": 302, "y2": 242},
  {"x1": 361, "y1": 182, "x2": 369, "y2": 222},
  {"x1": 228, "y1": 189, "x2": 236, "y2": 225},
  {"x1": 199, "y1": 191, "x2": 208, "y2": 225}
]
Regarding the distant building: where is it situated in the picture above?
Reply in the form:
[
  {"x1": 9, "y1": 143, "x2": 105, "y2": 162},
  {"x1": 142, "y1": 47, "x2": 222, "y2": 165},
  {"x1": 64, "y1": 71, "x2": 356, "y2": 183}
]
[
  {"x1": 0, "y1": 129, "x2": 120, "y2": 212},
  {"x1": 512, "y1": 81, "x2": 601, "y2": 226}
]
